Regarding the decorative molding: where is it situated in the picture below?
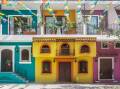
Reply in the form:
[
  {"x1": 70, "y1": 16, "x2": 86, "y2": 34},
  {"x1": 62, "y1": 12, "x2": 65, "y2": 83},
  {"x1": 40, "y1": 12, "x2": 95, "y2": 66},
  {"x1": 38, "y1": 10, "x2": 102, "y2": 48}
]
[{"x1": 33, "y1": 37, "x2": 96, "y2": 42}]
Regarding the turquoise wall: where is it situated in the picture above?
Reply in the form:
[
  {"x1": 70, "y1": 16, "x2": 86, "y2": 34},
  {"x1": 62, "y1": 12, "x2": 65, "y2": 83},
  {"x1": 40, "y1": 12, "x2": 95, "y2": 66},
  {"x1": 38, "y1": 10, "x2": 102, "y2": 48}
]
[
  {"x1": 0, "y1": 42, "x2": 35, "y2": 82},
  {"x1": 0, "y1": 10, "x2": 37, "y2": 34}
]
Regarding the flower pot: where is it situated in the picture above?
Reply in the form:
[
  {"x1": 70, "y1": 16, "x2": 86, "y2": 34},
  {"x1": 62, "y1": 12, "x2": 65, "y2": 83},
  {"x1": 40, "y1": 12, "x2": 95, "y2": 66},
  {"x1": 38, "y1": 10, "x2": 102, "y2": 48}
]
[{"x1": 23, "y1": 31, "x2": 36, "y2": 35}]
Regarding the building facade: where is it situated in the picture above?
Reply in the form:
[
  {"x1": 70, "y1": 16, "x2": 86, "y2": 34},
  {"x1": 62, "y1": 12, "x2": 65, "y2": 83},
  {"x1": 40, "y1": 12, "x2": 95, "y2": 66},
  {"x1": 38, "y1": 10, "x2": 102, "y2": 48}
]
[
  {"x1": 33, "y1": 37, "x2": 96, "y2": 83},
  {"x1": 0, "y1": 0, "x2": 120, "y2": 83}
]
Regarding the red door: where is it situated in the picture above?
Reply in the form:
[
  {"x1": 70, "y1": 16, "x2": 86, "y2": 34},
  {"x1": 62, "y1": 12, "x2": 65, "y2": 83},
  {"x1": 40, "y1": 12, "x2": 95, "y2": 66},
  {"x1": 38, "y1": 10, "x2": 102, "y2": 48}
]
[{"x1": 59, "y1": 62, "x2": 71, "y2": 82}]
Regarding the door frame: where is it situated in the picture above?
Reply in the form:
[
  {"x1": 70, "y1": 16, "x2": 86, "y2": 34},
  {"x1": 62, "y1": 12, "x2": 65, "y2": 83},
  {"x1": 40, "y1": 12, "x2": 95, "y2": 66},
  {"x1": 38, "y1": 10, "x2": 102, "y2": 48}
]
[
  {"x1": 0, "y1": 46, "x2": 15, "y2": 72},
  {"x1": 58, "y1": 62, "x2": 72, "y2": 82},
  {"x1": 98, "y1": 57, "x2": 114, "y2": 80}
]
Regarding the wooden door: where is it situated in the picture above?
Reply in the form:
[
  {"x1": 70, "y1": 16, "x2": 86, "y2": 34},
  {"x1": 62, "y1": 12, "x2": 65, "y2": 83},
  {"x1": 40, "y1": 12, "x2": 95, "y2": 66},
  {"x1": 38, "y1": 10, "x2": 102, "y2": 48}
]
[
  {"x1": 100, "y1": 59, "x2": 113, "y2": 79},
  {"x1": 59, "y1": 62, "x2": 71, "y2": 82},
  {"x1": 1, "y1": 49, "x2": 13, "y2": 72}
]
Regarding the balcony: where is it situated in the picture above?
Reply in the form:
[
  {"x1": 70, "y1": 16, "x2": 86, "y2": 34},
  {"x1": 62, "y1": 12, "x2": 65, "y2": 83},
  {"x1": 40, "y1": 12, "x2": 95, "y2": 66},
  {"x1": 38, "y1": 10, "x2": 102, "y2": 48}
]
[
  {"x1": 56, "y1": 49, "x2": 74, "y2": 56},
  {"x1": 9, "y1": 16, "x2": 37, "y2": 35}
]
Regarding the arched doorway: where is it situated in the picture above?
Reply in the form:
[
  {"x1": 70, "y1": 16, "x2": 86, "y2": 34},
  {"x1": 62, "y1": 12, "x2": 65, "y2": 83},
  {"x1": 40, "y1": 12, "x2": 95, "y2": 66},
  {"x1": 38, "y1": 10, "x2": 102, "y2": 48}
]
[{"x1": 1, "y1": 49, "x2": 13, "y2": 72}]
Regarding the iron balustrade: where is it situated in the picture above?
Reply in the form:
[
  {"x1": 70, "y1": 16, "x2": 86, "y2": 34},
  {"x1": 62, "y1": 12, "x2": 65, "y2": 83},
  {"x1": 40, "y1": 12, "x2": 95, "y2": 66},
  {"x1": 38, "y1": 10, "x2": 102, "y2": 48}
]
[{"x1": 56, "y1": 49, "x2": 74, "y2": 56}]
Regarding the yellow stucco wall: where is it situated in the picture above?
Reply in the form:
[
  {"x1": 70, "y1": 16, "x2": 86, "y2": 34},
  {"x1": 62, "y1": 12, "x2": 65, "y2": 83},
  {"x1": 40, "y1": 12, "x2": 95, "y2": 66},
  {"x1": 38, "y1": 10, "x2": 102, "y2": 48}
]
[
  {"x1": 33, "y1": 42, "x2": 56, "y2": 57},
  {"x1": 75, "y1": 42, "x2": 96, "y2": 57},
  {"x1": 73, "y1": 57, "x2": 93, "y2": 83},
  {"x1": 33, "y1": 38, "x2": 96, "y2": 83},
  {"x1": 35, "y1": 57, "x2": 57, "y2": 83}
]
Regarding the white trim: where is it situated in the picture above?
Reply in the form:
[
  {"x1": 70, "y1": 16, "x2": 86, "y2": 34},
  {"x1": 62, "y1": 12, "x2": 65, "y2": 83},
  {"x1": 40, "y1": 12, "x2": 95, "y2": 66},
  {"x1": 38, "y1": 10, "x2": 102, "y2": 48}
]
[
  {"x1": 19, "y1": 46, "x2": 32, "y2": 64},
  {"x1": 0, "y1": 35, "x2": 118, "y2": 42},
  {"x1": 101, "y1": 41, "x2": 109, "y2": 49},
  {"x1": 8, "y1": 15, "x2": 32, "y2": 35},
  {"x1": 19, "y1": 62, "x2": 32, "y2": 64},
  {"x1": 0, "y1": 46, "x2": 15, "y2": 72},
  {"x1": 0, "y1": 24, "x2": 2, "y2": 35},
  {"x1": 98, "y1": 57, "x2": 114, "y2": 80},
  {"x1": 84, "y1": 15, "x2": 100, "y2": 27}
]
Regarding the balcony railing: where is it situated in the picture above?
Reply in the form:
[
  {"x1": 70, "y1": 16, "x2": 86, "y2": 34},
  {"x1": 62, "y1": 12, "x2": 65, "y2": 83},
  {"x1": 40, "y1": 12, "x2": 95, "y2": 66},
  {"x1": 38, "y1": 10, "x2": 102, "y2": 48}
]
[{"x1": 56, "y1": 49, "x2": 74, "y2": 56}]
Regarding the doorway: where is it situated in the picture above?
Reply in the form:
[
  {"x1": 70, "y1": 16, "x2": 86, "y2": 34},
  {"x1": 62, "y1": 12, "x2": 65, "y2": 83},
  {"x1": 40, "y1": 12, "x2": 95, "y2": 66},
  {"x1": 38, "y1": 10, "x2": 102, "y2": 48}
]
[
  {"x1": 99, "y1": 58, "x2": 113, "y2": 80},
  {"x1": 1, "y1": 49, "x2": 13, "y2": 72},
  {"x1": 59, "y1": 62, "x2": 71, "y2": 82}
]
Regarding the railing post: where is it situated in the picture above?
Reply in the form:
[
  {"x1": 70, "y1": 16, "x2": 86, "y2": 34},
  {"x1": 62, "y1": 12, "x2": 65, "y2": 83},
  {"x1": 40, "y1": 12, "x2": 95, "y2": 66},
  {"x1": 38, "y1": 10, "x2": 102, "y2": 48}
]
[
  {"x1": 83, "y1": 23, "x2": 87, "y2": 35},
  {"x1": 41, "y1": 25, "x2": 44, "y2": 35}
]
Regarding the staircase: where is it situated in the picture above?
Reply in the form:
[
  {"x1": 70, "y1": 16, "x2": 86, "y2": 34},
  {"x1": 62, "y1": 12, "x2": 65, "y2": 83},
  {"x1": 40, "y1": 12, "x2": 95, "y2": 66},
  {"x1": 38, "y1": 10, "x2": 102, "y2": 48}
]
[{"x1": 0, "y1": 72, "x2": 28, "y2": 83}]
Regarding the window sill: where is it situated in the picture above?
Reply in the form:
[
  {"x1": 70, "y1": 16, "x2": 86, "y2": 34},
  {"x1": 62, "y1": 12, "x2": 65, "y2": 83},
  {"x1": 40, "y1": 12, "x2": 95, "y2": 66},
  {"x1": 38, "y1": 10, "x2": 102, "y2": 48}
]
[{"x1": 19, "y1": 61, "x2": 32, "y2": 64}]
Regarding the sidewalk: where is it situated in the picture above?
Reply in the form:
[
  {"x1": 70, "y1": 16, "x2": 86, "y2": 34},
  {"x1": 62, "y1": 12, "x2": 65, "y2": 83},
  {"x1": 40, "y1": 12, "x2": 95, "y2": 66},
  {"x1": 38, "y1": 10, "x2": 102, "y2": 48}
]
[{"x1": 0, "y1": 84, "x2": 120, "y2": 89}]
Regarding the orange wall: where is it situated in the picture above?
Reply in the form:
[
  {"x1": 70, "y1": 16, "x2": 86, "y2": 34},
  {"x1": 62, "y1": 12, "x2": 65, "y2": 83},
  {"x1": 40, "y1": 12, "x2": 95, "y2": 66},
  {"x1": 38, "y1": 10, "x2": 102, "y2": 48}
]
[{"x1": 43, "y1": 10, "x2": 76, "y2": 22}]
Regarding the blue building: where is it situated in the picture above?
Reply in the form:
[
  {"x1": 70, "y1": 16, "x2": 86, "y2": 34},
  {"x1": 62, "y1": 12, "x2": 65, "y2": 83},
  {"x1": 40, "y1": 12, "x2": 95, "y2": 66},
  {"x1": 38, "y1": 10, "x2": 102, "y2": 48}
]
[{"x1": 0, "y1": 6, "x2": 37, "y2": 83}]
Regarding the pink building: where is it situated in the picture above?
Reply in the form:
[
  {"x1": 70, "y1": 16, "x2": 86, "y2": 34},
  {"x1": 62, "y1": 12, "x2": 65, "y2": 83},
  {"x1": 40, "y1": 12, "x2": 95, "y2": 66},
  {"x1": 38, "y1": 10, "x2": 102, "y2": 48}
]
[{"x1": 94, "y1": 41, "x2": 120, "y2": 83}]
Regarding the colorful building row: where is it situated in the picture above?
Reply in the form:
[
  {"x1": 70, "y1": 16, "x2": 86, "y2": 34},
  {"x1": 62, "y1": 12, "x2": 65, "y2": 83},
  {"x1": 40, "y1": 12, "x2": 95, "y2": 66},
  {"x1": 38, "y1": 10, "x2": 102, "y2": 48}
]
[
  {"x1": 1, "y1": 35, "x2": 120, "y2": 83},
  {"x1": 0, "y1": 0, "x2": 120, "y2": 83}
]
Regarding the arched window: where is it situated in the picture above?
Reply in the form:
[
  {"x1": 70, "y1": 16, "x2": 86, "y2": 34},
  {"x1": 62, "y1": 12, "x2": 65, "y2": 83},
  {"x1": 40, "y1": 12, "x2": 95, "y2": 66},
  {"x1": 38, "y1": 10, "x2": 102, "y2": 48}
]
[
  {"x1": 61, "y1": 43, "x2": 70, "y2": 55},
  {"x1": 80, "y1": 45, "x2": 90, "y2": 53},
  {"x1": 78, "y1": 61, "x2": 88, "y2": 73},
  {"x1": 22, "y1": 49, "x2": 29, "y2": 61},
  {"x1": 41, "y1": 45, "x2": 50, "y2": 53}
]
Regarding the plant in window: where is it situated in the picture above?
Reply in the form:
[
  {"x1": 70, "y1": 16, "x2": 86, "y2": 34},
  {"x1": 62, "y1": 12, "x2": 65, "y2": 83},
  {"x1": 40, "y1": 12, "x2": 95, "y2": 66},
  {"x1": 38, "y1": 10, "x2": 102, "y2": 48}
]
[
  {"x1": 65, "y1": 22, "x2": 77, "y2": 34},
  {"x1": 102, "y1": 42, "x2": 108, "y2": 48},
  {"x1": 115, "y1": 41, "x2": 120, "y2": 48}
]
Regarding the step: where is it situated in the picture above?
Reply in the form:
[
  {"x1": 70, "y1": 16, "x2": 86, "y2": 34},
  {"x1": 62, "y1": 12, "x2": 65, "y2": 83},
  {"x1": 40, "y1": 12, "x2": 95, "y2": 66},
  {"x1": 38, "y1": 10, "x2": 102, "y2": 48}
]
[{"x1": 0, "y1": 72, "x2": 28, "y2": 83}]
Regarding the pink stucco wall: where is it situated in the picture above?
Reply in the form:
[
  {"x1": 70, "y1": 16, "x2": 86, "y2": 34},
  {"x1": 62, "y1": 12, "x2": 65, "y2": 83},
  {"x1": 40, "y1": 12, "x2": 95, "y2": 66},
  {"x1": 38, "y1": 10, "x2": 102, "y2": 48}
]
[{"x1": 94, "y1": 41, "x2": 120, "y2": 83}]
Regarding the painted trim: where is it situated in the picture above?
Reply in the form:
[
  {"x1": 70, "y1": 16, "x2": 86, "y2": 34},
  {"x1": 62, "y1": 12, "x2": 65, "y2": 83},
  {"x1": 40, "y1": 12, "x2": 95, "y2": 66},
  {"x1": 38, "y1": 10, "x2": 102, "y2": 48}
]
[
  {"x1": 19, "y1": 46, "x2": 32, "y2": 64},
  {"x1": 8, "y1": 15, "x2": 32, "y2": 35},
  {"x1": 101, "y1": 41, "x2": 109, "y2": 49},
  {"x1": 84, "y1": 15, "x2": 100, "y2": 27},
  {"x1": 0, "y1": 24, "x2": 2, "y2": 35},
  {"x1": 98, "y1": 57, "x2": 114, "y2": 80},
  {"x1": 0, "y1": 46, "x2": 15, "y2": 72}
]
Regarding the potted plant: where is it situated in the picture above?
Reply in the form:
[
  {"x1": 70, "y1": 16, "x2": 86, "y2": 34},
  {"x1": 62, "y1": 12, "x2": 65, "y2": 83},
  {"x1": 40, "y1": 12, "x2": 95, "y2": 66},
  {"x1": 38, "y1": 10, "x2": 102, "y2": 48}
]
[
  {"x1": 65, "y1": 22, "x2": 77, "y2": 34},
  {"x1": 46, "y1": 22, "x2": 57, "y2": 34},
  {"x1": 23, "y1": 25, "x2": 36, "y2": 35}
]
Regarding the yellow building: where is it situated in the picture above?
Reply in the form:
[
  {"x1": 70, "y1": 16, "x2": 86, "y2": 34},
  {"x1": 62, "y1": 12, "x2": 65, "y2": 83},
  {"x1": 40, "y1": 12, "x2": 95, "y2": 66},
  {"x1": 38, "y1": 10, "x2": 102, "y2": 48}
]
[{"x1": 32, "y1": 37, "x2": 96, "y2": 83}]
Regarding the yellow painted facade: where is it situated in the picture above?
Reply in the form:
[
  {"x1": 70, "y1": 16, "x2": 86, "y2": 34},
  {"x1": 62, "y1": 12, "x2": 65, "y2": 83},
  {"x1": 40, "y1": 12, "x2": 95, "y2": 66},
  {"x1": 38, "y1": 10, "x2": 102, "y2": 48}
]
[{"x1": 33, "y1": 37, "x2": 96, "y2": 83}]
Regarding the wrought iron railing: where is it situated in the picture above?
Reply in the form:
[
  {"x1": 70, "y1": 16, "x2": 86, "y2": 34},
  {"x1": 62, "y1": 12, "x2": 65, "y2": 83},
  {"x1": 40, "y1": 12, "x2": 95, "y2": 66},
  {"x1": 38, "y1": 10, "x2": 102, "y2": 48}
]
[{"x1": 56, "y1": 49, "x2": 74, "y2": 56}]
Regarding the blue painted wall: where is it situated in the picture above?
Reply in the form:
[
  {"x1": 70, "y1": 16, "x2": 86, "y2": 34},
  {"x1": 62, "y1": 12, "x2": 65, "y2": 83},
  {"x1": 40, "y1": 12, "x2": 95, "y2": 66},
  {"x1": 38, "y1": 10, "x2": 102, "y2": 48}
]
[
  {"x1": 0, "y1": 10, "x2": 37, "y2": 35},
  {"x1": 0, "y1": 42, "x2": 35, "y2": 82}
]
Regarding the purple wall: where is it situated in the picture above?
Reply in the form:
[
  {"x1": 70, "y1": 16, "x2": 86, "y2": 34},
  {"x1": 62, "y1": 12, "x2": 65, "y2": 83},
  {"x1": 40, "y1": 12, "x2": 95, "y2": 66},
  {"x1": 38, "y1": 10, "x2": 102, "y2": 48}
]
[{"x1": 94, "y1": 41, "x2": 120, "y2": 83}]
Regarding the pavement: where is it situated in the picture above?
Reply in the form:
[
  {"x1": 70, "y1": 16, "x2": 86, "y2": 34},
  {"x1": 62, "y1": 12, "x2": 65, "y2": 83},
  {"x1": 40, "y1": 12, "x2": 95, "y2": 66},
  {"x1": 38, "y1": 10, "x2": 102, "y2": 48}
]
[{"x1": 0, "y1": 84, "x2": 120, "y2": 89}]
